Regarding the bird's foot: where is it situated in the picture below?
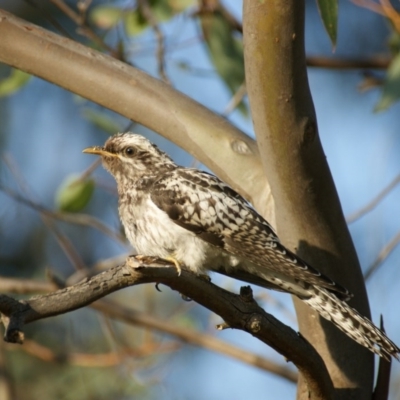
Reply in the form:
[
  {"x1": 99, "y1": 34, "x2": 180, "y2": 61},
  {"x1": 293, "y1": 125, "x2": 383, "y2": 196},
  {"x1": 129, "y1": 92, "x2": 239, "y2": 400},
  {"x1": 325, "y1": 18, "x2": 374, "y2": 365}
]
[{"x1": 163, "y1": 256, "x2": 182, "y2": 276}]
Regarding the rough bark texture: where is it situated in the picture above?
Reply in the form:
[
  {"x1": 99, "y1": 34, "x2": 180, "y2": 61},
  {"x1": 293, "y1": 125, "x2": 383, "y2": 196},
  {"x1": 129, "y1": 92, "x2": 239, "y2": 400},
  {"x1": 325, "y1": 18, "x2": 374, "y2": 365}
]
[{"x1": 243, "y1": 1, "x2": 374, "y2": 398}]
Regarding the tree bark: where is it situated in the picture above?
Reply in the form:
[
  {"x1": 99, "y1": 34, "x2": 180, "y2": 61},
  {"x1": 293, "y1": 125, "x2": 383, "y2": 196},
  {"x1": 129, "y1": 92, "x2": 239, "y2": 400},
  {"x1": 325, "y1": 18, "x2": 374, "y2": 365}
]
[{"x1": 243, "y1": 1, "x2": 373, "y2": 398}]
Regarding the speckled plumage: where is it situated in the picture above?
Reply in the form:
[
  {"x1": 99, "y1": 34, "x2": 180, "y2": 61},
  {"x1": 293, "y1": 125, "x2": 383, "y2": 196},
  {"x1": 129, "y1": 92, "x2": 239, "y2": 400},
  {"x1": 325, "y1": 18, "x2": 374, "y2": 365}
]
[{"x1": 84, "y1": 132, "x2": 399, "y2": 360}]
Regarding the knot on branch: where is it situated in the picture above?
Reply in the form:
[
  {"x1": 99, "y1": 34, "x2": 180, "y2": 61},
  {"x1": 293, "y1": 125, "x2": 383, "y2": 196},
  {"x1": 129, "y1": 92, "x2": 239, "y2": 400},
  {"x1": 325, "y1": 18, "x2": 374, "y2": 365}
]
[
  {"x1": 1, "y1": 312, "x2": 25, "y2": 344},
  {"x1": 302, "y1": 118, "x2": 317, "y2": 145},
  {"x1": 5, "y1": 326, "x2": 25, "y2": 344},
  {"x1": 247, "y1": 314, "x2": 262, "y2": 333},
  {"x1": 239, "y1": 285, "x2": 254, "y2": 302}
]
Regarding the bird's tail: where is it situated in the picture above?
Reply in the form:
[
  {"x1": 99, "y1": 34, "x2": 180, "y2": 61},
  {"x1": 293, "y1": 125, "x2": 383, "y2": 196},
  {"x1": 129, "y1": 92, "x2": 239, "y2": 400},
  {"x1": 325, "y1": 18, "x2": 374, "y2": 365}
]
[{"x1": 303, "y1": 285, "x2": 400, "y2": 360}]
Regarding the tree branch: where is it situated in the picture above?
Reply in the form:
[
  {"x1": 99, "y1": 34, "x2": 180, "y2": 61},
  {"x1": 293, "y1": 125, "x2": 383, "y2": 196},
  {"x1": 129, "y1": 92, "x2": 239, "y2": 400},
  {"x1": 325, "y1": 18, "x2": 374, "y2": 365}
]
[
  {"x1": 10, "y1": 338, "x2": 178, "y2": 367},
  {"x1": 0, "y1": 275, "x2": 298, "y2": 383},
  {"x1": 48, "y1": 0, "x2": 118, "y2": 57},
  {"x1": 346, "y1": 174, "x2": 400, "y2": 224},
  {"x1": 0, "y1": 256, "x2": 332, "y2": 396},
  {"x1": 243, "y1": 0, "x2": 374, "y2": 398},
  {"x1": 214, "y1": 0, "x2": 391, "y2": 71},
  {"x1": 306, "y1": 56, "x2": 390, "y2": 70},
  {"x1": 0, "y1": 8, "x2": 274, "y2": 223},
  {"x1": 138, "y1": 0, "x2": 170, "y2": 83},
  {"x1": 364, "y1": 231, "x2": 400, "y2": 281},
  {"x1": 92, "y1": 299, "x2": 298, "y2": 383}
]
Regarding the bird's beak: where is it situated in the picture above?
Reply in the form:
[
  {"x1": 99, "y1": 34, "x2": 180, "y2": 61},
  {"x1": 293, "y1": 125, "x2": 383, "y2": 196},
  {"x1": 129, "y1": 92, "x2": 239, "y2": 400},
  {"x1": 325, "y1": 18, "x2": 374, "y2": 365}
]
[{"x1": 82, "y1": 146, "x2": 118, "y2": 158}]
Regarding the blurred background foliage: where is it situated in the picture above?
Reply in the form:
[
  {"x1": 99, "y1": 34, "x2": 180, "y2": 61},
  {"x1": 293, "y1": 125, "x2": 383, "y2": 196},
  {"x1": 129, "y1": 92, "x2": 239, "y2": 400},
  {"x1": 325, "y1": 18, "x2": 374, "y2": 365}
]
[{"x1": 1, "y1": 0, "x2": 400, "y2": 399}]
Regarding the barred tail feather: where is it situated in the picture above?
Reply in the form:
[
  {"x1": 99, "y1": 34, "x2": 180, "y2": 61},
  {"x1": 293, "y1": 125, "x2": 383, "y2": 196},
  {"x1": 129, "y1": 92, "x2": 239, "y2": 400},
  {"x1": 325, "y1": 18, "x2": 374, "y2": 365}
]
[{"x1": 303, "y1": 286, "x2": 400, "y2": 361}]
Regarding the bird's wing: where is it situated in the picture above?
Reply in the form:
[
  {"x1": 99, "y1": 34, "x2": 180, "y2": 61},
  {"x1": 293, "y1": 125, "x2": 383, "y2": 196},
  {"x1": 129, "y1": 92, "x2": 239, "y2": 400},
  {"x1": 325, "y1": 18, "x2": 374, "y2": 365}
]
[{"x1": 150, "y1": 168, "x2": 350, "y2": 299}]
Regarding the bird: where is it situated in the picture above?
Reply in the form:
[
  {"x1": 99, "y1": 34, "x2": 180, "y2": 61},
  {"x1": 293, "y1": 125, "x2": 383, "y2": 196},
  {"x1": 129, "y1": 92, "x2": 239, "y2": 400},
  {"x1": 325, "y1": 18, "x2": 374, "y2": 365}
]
[{"x1": 83, "y1": 132, "x2": 399, "y2": 360}]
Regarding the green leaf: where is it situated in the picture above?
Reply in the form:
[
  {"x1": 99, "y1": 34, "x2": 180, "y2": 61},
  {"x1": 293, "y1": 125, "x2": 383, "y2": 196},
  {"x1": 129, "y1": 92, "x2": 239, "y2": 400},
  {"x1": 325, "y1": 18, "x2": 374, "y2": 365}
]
[
  {"x1": 82, "y1": 108, "x2": 123, "y2": 134},
  {"x1": 200, "y1": 11, "x2": 247, "y2": 114},
  {"x1": 0, "y1": 68, "x2": 31, "y2": 97},
  {"x1": 166, "y1": 0, "x2": 195, "y2": 12},
  {"x1": 90, "y1": 6, "x2": 123, "y2": 29},
  {"x1": 124, "y1": 0, "x2": 194, "y2": 37},
  {"x1": 316, "y1": 0, "x2": 338, "y2": 48},
  {"x1": 92, "y1": 1, "x2": 195, "y2": 37},
  {"x1": 124, "y1": 10, "x2": 149, "y2": 36},
  {"x1": 388, "y1": 31, "x2": 400, "y2": 55},
  {"x1": 375, "y1": 52, "x2": 400, "y2": 112},
  {"x1": 55, "y1": 174, "x2": 95, "y2": 213},
  {"x1": 148, "y1": 0, "x2": 195, "y2": 22}
]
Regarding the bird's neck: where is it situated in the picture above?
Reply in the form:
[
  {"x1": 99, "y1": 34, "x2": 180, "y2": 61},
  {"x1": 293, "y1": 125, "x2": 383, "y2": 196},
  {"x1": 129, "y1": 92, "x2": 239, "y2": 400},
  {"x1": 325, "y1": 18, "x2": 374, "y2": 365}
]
[{"x1": 116, "y1": 166, "x2": 174, "y2": 197}]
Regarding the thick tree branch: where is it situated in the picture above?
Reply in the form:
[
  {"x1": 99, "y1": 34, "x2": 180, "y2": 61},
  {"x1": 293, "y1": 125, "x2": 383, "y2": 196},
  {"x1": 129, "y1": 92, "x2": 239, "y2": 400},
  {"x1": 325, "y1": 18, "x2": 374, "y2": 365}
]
[
  {"x1": 0, "y1": 256, "x2": 332, "y2": 397},
  {"x1": 243, "y1": 0, "x2": 374, "y2": 398},
  {"x1": 0, "y1": 8, "x2": 273, "y2": 222}
]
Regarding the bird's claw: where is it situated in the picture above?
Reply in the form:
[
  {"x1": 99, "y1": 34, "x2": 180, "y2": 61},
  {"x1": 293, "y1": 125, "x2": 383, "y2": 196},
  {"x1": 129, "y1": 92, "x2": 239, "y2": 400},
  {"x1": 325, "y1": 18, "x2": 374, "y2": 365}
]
[{"x1": 164, "y1": 256, "x2": 182, "y2": 276}]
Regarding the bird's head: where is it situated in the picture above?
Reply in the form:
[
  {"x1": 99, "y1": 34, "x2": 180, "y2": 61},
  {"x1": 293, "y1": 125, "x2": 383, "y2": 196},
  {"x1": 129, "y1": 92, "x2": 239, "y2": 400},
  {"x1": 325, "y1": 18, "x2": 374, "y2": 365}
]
[{"x1": 83, "y1": 133, "x2": 176, "y2": 185}]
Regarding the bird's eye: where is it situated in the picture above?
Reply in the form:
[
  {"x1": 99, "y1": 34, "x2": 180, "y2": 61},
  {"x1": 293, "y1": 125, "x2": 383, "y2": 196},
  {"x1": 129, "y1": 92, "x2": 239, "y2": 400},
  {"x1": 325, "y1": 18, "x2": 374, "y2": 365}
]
[{"x1": 124, "y1": 147, "x2": 136, "y2": 157}]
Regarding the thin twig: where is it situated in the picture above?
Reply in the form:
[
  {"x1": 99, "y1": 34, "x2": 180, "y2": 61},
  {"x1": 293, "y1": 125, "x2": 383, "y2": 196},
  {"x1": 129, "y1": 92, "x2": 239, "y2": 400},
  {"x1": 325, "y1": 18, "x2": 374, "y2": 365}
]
[
  {"x1": 346, "y1": 174, "x2": 400, "y2": 224},
  {"x1": 77, "y1": 0, "x2": 93, "y2": 16},
  {"x1": 364, "y1": 231, "x2": 400, "y2": 281},
  {"x1": 46, "y1": 218, "x2": 88, "y2": 270},
  {"x1": 201, "y1": 1, "x2": 391, "y2": 71},
  {"x1": 49, "y1": 0, "x2": 119, "y2": 57},
  {"x1": 0, "y1": 185, "x2": 126, "y2": 244},
  {"x1": 0, "y1": 278, "x2": 56, "y2": 295},
  {"x1": 8, "y1": 338, "x2": 178, "y2": 367},
  {"x1": 352, "y1": 0, "x2": 400, "y2": 33},
  {"x1": 23, "y1": 0, "x2": 72, "y2": 38},
  {"x1": 138, "y1": 0, "x2": 170, "y2": 84},
  {"x1": 222, "y1": 82, "x2": 247, "y2": 116},
  {"x1": 1, "y1": 157, "x2": 87, "y2": 270},
  {"x1": 93, "y1": 299, "x2": 298, "y2": 383},
  {"x1": 77, "y1": 158, "x2": 101, "y2": 182},
  {"x1": 307, "y1": 56, "x2": 390, "y2": 70}
]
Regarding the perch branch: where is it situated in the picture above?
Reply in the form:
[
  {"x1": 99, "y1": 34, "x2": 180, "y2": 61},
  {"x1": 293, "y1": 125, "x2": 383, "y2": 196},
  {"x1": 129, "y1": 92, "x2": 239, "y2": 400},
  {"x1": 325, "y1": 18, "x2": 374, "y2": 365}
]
[
  {"x1": 0, "y1": 276, "x2": 297, "y2": 382},
  {"x1": 0, "y1": 256, "x2": 331, "y2": 394}
]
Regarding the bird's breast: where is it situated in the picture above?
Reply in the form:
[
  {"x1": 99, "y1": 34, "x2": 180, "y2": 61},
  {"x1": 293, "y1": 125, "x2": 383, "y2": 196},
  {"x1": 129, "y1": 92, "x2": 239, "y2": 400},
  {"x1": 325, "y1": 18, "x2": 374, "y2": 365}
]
[{"x1": 118, "y1": 193, "x2": 236, "y2": 275}]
